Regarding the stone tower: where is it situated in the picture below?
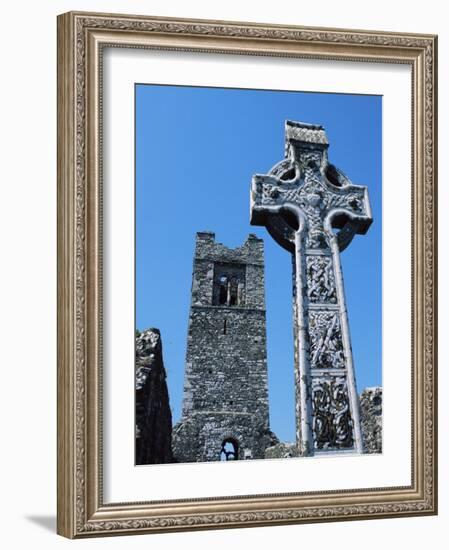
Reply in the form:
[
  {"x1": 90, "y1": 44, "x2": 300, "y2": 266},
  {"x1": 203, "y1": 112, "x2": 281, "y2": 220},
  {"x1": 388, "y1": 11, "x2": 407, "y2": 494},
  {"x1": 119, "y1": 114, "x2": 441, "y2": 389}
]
[
  {"x1": 172, "y1": 231, "x2": 277, "y2": 462},
  {"x1": 250, "y1": 120, "x2": 372, "y2": 456}
]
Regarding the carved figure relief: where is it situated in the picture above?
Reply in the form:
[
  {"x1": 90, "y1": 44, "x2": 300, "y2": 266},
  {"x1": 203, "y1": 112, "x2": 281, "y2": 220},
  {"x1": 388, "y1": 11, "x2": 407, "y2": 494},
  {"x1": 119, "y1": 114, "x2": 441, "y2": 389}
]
[
  {"x1": 309, "y1": 311, "x2": 345, "y2": 369},
  {"x1": 301, "y1": 189, "x2": 328, "y2": 249},
  {"x1": 306, "y1": 256, "x2": 337, "y2": 303},
  {"x1": 312, "y1": 378, "x2": 354, "y2": 449}
]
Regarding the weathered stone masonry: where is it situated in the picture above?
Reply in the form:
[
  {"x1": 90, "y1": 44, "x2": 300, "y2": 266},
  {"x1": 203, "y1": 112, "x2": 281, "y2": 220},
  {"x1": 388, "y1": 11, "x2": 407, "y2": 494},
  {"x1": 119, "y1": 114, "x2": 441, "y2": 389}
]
[
  {"x1": 360, "y1": 387, "x2": 383, "y2": 454},
  {"x1": 172, "y1": 232, "x2": 278, "y2": 462},
  {"x1": 135, "y1": 328, "x2": 174, "y2": 465}
]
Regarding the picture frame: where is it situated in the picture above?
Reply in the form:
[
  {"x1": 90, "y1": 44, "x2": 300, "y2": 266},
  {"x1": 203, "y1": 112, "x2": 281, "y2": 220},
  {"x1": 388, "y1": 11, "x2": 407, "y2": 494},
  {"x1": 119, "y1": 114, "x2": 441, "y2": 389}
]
[{"x1": 57, "y1": 10, "x2": 437, "y2": 538}]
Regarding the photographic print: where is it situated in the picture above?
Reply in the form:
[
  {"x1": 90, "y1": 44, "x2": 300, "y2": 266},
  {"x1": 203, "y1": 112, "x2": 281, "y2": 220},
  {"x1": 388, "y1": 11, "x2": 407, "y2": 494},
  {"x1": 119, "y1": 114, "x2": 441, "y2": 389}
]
[{"x1": 134, "y1": 84, "x2": 382, "y2": 465}]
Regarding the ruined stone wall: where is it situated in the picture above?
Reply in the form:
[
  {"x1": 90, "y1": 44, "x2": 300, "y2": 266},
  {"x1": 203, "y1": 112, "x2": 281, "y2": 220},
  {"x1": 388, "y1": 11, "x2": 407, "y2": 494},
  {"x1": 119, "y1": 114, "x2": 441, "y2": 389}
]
[
  {"x1": 265, "y1": 442, "x2": 300, "y2": 459},
  {"x1": 360, "y1": 386, "x2": 382, "y2": 454},
  {"x1": 190, "y1": 231, "x2": 265, "y2": 310},
  {"x1": 173, "y1": 232, "x2": 277, "y2": 462},
  {"x1": 135, "y1": 328, "x2": 174, "y2": 464}
]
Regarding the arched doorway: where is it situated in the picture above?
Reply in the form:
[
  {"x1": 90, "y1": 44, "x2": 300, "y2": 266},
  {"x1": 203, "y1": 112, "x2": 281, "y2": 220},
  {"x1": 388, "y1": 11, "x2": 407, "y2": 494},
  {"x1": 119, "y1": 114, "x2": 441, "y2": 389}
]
[{"x1": 219, "y1": 438, "x2": 238, "y2": 461}]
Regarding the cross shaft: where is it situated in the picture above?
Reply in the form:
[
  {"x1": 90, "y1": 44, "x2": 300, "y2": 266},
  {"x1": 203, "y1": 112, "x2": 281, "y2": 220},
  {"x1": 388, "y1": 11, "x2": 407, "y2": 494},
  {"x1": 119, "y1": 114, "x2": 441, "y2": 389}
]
[{"x1": 250, "y1": 120, "x2": 372, "y2": 455}]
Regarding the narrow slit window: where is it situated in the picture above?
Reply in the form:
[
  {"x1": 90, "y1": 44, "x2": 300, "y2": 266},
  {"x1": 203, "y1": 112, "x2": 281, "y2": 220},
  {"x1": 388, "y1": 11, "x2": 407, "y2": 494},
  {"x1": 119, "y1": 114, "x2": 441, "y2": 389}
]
[
  {"x1": 229, "y1": 278, "x2": 238, "y2": 305},
  {"x1": 218, "y1": 276, "x2": 228, "y2": 305}
]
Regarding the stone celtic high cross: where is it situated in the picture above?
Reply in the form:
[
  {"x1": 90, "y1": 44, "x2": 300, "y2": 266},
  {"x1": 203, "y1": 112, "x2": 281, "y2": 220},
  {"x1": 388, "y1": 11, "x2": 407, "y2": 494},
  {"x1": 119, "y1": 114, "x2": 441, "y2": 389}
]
[{"x1": 250, "y1": 120, "x2": 373, "y2": 456}]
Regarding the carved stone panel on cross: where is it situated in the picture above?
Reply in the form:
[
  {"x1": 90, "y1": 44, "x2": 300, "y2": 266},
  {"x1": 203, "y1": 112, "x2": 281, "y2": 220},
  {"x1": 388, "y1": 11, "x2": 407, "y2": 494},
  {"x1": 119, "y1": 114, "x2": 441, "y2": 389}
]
[
  {"x1": 306, "y1": 257, "x2": 337, "y2": 303},
  {"x1": 309, "y1": 311, "x2": 345, "y2": 370},
  {"x1": 312, "y1": 377, "x2": 354, "y2": 450},
  {"x1": 250, "y1": 120, "x2": 373, "y2": 456}
]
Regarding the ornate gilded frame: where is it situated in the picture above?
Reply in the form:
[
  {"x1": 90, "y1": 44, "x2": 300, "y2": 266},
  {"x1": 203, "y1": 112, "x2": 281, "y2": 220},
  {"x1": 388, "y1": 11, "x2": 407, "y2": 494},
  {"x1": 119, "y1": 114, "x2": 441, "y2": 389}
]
[{"x1": 57, "y1": 11, "x2": 438, "y2": 538}]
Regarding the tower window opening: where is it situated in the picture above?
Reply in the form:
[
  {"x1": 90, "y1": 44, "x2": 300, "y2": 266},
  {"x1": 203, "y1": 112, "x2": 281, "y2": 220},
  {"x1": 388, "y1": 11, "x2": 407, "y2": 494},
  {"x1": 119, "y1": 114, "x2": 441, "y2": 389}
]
[
  {"x1": 223, "y1": 319, "x2": 227, "y2": 335},
  {"x1": 229, "y1": 278, "x2": 239, "y2": 305},
  {"x1": 213, "y1": 264, "x2": 246, "y2": 307},
  {"x1": 218, "y1": 276, "x2": 228, "y2": 305},
  {"x1": 219, "y1": 439, "x2": 238, "y2": 461}
]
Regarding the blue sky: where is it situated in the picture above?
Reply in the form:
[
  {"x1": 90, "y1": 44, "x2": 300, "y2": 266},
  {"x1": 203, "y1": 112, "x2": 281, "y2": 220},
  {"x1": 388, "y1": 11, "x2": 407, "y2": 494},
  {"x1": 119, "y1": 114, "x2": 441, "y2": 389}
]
[{"x1": 135, "y1": 84, "x2": 382, "y2": 443}]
